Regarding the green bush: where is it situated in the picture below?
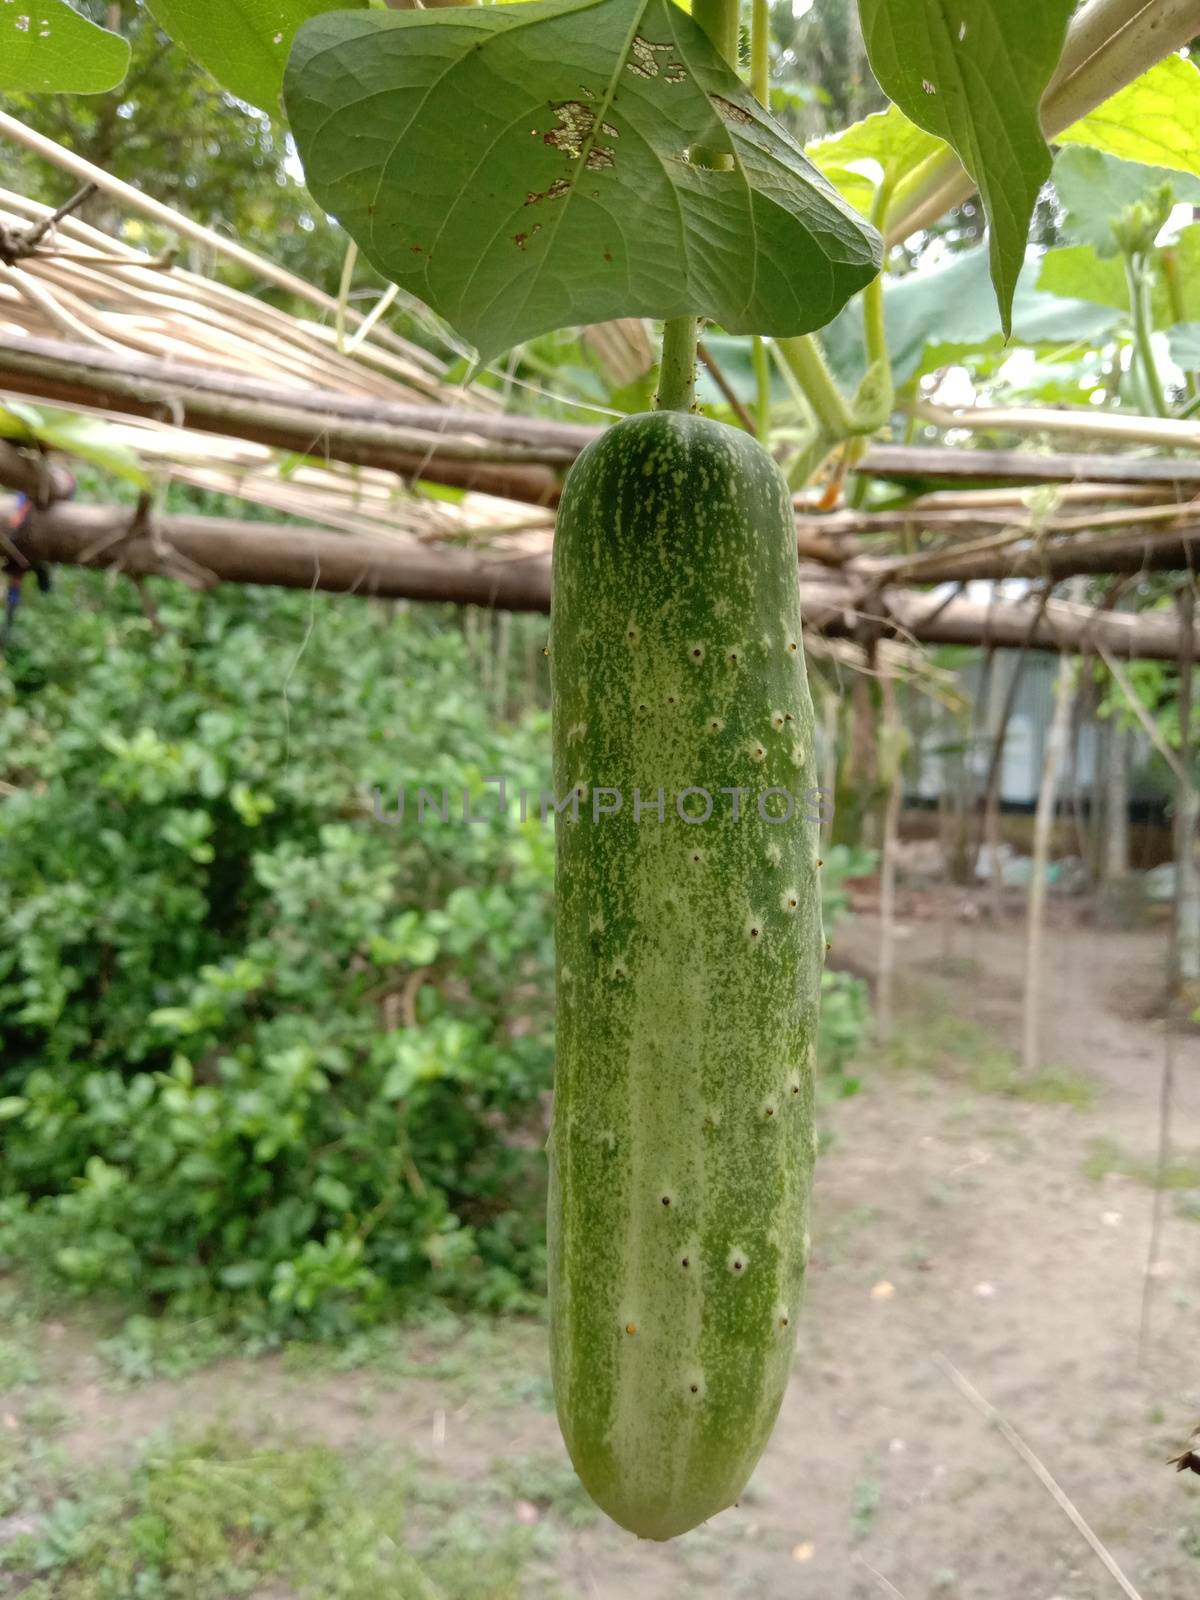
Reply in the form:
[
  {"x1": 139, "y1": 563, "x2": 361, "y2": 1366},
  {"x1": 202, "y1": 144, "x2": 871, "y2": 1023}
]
[
  {"x1": 0, "y1": 576, "x2": 555, "y2": 1334},
  {"x1": 0, "y1": 574, "x2": 869, "y2": 1335}
]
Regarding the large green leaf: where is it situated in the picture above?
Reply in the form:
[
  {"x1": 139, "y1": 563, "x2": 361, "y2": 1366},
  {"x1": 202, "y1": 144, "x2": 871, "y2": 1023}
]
[
  {"x1": 807, "y1": 104, "x2": 946, "y2": 218},
  {"x1": 0, "y1": 0, "x2": 130, "y2": 93},
  {"x1": 1059, "y1": 54, "x2": 1200, "y2": 179},
  {"x1": 1037, "y1": 246, "x2": 1138, "y2": 318},
  {"x1": 857, "y1": 0, "x2": 1074, "y2": 334},
  {"x1": 1038, "y1": 228, "x2": 1200, "y2": 330},
  {"x1": 285, "y1": 0, "x2": 881, "y2": 364},
  {"x1": 822, "y1": 243, "x2": 1121, "y2": 393},
  {"x1": 1051, "y1": 146, "x2": 1200, "y2": 257},
  {"x1": 142, "y1": 0, "x2": 366, "y2": 113}
]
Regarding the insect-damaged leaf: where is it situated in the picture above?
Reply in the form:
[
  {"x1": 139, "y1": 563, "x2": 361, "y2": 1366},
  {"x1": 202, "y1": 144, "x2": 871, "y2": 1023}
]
[
  {"x1": 285, "y1": 0, "x2": 881, "y2": 364},
  {"x1": 857, "y1": 0, "x2": 1074, "y2": 336}
]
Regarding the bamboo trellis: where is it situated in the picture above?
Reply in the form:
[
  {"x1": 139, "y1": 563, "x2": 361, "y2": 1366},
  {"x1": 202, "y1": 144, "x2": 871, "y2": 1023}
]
[{"x1": 3, "y1": 117, "x2": 1200, "y2": 664}]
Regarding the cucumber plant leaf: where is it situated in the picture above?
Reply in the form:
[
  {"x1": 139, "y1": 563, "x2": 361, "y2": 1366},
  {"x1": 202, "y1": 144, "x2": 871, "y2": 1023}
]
[
  {"x1": 1052, "y1": 147, "x2": 1200, "y2": 258},
  {"x1": 141, "y1": 0, "x2": 366, "y2": 114},
  {"x1": 808, "y1": 104, "x2": 946, "y2": 219},
  {"x1": 285, "y1": 0, "x2": 881, "y2": 365},
  {"x1": 0, "y1": 0, "x2": 130, "y2": 93},
  {"x1": 821, "y1": 243, "x2": 1121, "y2": 392},
  {"x1": 1059, "y1": 54, "x2": 1200, "y2": 180},
  {"x1": 856, "y1": 0, "x2": 1074, "y2": 335}
]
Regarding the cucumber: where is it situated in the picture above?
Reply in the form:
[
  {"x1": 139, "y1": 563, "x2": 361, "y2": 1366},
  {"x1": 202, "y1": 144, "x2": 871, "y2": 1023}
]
[{"x1": 547, "y1": 410, "x2": 824, "y2": 1541}]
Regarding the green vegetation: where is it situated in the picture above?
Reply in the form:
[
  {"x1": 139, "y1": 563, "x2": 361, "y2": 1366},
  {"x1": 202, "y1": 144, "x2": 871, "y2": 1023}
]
[
  {"x1": 877, "y1": 986, "x2": 1095, "y2": 1108},
  {"x1": 1082, "y1": 1138, "x2": 1200, "y2": 1191},
  {"x1": 0, "y1": 1425, "x2": 554, "y2": 1600},
  {"x1": 0, "y1": 572, "x2": 556, "y2": 1336}
]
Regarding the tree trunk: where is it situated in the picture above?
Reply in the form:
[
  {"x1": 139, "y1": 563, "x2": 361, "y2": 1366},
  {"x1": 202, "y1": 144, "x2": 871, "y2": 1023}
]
[
  {"x1": 1023, "y1": 650, "x2": 1080, "y2": 1074},
  {"x1": 1171, "y1": 583, "x2": 1200, "y2": 1003}
]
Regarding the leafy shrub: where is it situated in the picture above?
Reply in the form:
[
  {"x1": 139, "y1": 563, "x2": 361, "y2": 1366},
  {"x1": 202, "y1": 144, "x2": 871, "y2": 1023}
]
[{"x1": 0, "y1": 575, "x2": 555, "y2": 1334}]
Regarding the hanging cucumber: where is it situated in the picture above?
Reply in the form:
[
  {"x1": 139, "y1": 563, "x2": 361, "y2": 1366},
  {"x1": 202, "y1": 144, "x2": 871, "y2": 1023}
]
[{"x1": 548, "y1": 409, "x2": 825, "y2": 1541}]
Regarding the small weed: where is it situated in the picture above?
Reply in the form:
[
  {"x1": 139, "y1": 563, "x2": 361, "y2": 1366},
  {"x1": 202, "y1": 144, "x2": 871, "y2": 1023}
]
[
  {"x1": 497, "y1": 1454, "x2": 598, "y2": 1528},
  {"x1": 0, "y1": 1336, "x2": 41, "y2": 1388},
  {"x1": 877, "y1": 989, "x2": 1093, "y2": 1107},
  {"x1": 21, "y1": 1390, "x2": 70, "y2": 1435},
  {"x1": 850, "y1": 1476, "x2": 882, "y2": 1542},
  {"x1": 1083, "y1": 1138, "x2": 1200, "y2": 1191},
  {"x1": 96, "y1": 1315, "x2": 236, "y2": 1385},
  {"x1": 921, "y1": 954, "x2": 981, "y2": 980},
  {"x1": 969, "y1": 1054, "x2": 1093, "y2": 1106},
  {"x1": 0, "y1": 1425, "x2": 546, "y2": 1600},
  {"x1": 278, "y1": 1316, "x2": 547, "y2": 1409},
  {"x1": 980, "y1": 1125, "x2": 1035, "y2": 1159}
]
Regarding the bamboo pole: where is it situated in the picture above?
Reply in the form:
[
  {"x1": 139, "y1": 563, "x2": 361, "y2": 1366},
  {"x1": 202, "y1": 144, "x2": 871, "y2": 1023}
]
[
  {"x1": 883, "y1": 0, "x2": 1200, "y2": 248},
  {"x1": 859, "y1": 446, "x2": 1200, "y2": 491},
  {"x1": 914, "y1": 401, "x2": 1200, "y2": 453},
  {"x1": 1171, "y1": 581, "x2": 1200, "y2": 1001},
  {"x1": 8, "y1": 497, "x2": 1200, "y2": 661}
]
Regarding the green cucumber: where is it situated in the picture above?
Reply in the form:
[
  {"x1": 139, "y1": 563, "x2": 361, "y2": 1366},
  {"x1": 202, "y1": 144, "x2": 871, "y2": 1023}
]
[{"x1": 547, "y1": 409, "x2": 825, "y2": 1541}]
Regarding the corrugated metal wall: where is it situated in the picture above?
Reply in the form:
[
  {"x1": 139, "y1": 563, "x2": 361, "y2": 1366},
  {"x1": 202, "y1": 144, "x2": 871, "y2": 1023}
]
[{"x1": 910, "y1": 650, "x2": 1149, "y2": 808}]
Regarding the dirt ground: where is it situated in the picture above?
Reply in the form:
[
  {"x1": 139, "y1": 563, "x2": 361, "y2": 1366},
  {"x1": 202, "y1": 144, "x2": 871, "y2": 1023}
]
[{"x1": 3, "y1": 899, "x2": 1199, "y2": 1598}]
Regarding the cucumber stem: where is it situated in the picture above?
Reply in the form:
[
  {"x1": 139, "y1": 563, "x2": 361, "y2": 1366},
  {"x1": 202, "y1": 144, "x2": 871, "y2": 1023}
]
[
  {"x1": 1124, "y1": 249, "x2": 1169, "y2": 419},
  {"x1": 656, "y1": 0, "x2": 740, "y2": 415},
  {"x1": 863, "y1": 184, "x2": 891, "y2": 374},
  {"x1": 776, "y1": 335, "x2": 856, "y2": 438},
  {"x1": 752, "y1": 336, "x2": 771, "y2": 442},
  {"x1": 335, "y1": 238, "x2": 358, "y2": 355},
  {"x1": 693, "y1": 0, "x2": 740, "y2": 70},
  {"x1": 750, "y1": 0, "x2": 769, "y2": 103},
  {"x1": 749, "y1": 0, "x2": 770, "y2": 441},
  {"x1": 1163, "y1": 248, "x2": 1198, "y2": 401},
  {"x1": 656, "y1": 317, "x2": 699, "y2": 412}
]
